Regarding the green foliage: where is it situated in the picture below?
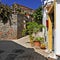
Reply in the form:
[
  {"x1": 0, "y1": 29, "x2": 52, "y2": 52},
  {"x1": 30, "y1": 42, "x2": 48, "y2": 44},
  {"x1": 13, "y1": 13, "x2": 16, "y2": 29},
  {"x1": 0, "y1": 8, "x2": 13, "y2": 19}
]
[
  {"x1": 39, "y1": 24, "x2": 46, "y2": 29},
  {"x1": 22, "y1": 22, "x2": 45, "y2": 36},
  {"x1": 35, "y1": 37, "x2": 44, "y2": 42},
  {"x1": 22, "y1": 29, "x2": 27, "y2": 36},
  {"x1": 22, "y1": 22, "x2": 40, "y2": 36},
  {"x1": 29, "y1": 35, "x2": 34, "y2": 40},
  {"x1": 33, "y1": 7, "x2": 43, "y2": 24},
  {"x1": 16, "y1": 8, "x2": 21, "y2": 13},
  {"x1": 0, "y1": 4, "x2": 12, "y2": 24},
  {"x1": 27, "y1": 22, "x2": 40, "y2": 34}
]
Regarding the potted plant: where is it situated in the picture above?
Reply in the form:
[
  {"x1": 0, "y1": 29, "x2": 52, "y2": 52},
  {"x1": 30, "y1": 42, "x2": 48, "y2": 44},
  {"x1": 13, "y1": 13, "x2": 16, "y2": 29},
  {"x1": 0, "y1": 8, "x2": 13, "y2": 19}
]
[
  {"x1": 22, "y1": 22, "x2": 45, "y2": 46},
  {"x1": 22, "y1": 22, "x2": 40, "y2": 45},
  {"x1": 29, "y1": 35, "x2": 34, "y2": 46},
  {"x1": 40, "y1": 43, "x2": 46, "y2": 49},
  {"x1": 33, "y1": 37, "x2": 44, "y2": 47}
]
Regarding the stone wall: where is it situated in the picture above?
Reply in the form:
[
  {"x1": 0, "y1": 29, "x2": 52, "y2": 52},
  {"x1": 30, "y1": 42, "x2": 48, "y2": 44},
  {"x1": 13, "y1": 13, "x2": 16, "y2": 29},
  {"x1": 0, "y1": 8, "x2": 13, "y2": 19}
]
[
  {"x1": 17, "y1": 14, "x2": 25, "y2": 38},
  {"x1": 0, "y1": 14, "x2": 29, "y2": 40},
  {"x1": 0, "y1": 14, "x2": 17, "y2": 40}
]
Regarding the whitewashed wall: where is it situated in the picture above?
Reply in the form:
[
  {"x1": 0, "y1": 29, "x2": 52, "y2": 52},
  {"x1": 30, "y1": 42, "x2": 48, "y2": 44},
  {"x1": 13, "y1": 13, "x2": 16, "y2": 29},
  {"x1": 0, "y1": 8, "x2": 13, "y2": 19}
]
[
  {"x1": 42, "y1": 8, "x2": 48, "y2": 44},
  {"x1": 43, "y1": 9, "x2": 47, "y2": 32},
  {"x1": 54, "y1": 1, "x2": 60, "y2": 55}
]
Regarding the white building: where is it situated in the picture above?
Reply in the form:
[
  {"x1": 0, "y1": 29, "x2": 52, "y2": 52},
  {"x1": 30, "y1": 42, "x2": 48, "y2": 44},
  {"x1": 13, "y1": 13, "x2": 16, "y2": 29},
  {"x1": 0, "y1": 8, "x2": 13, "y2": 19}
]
[{"x1": 43, "y1": 0, "x2": 60, "y2": 58}]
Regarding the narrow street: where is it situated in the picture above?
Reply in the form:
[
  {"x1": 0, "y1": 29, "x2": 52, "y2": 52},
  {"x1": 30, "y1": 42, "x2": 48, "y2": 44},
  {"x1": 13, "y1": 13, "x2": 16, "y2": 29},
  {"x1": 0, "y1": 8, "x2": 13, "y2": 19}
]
[
  {"x1": 0, "y1": 36, "x2": 57, "y2": 60},
  {"x1": 0, "y1": 40, "x2": 47, "y2": 60}
]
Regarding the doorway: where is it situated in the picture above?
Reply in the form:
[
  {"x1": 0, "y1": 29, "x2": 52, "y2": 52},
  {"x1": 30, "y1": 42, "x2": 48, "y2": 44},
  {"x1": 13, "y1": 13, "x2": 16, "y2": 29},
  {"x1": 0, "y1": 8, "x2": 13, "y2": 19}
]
[{"x1": 49, "y1": 10, "x2": 54, "y2": 51}]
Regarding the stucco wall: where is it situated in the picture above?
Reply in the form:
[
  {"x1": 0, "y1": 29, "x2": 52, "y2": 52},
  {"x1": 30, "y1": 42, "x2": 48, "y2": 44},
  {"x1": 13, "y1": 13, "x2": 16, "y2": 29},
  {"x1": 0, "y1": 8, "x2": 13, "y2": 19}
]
[
  {"x1": 43, "y1": 9, "x2": 48, "y2": 45},
  {"x1": 54, "y1": 2, "x2": 60, "y2": 55}
]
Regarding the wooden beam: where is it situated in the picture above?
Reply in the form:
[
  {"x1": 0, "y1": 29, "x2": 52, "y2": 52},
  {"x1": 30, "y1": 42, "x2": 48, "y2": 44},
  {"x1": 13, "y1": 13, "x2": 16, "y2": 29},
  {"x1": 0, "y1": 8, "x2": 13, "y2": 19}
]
[
  {"x1": 48, "y1": 4, "x2": 54, "y2": 14},
  {"x1": 48, "y1": 15, "x2": 52, "y2": 51}
]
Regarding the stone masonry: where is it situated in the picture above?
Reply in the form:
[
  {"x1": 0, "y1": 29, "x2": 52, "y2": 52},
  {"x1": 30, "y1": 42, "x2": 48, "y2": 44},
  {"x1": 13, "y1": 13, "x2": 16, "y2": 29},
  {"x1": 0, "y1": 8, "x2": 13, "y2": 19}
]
[
  {"x1": 0, "y1": 14, "x2": 29, "y2": 40},
  {"x1": 0, "y1": 14, "x2": 17, "y2": 40}
]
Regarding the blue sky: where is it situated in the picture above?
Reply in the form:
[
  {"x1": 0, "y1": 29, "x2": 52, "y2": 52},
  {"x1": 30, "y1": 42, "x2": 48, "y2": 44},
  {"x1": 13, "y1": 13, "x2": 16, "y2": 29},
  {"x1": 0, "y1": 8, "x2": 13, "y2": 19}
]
[{"x1": 1, "y1": 0, "x2": 44, "y2": 10}]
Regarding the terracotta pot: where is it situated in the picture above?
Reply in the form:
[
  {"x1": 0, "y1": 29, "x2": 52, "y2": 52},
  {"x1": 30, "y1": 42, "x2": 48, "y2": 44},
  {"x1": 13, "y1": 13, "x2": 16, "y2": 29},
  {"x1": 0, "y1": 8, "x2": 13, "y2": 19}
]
[
  {"x1": 40, "y1": 46, "x2": 46, "y2": 49},
  {"x1": 34, "y1": 41, "x2": 41, "y2": 47},
  {"x1": 40, "y1": 44, "x2": 46, "y2": 49}
]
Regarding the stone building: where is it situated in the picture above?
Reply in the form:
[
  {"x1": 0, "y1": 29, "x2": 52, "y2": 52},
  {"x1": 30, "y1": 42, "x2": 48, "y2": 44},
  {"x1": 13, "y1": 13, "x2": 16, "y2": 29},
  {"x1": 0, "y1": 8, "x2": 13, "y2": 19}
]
[
  {"x1": 43, "y1": 0, "x2": 60, "y2": 58},
  {"x1": 11, "y1": 3, "x2": 34, "y2": 14},
  {"x1": 0, "y1": 3, "x2": 34, "y2": 40}
]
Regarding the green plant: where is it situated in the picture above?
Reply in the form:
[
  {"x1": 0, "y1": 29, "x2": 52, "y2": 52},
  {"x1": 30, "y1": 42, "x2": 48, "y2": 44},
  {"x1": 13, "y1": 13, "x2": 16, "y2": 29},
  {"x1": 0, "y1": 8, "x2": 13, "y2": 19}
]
[
  {"x1": 34, "y1": 37, "x2": 44, "y2": 42},
  {"x1": 40, "y1": 43, "x2": 46, "y2": 49},
  {"x1": 33, "y1": 7, "x2": 43, "y2": 24},
  {"x1": 22, "y1": 29, "x2": 27, "y2": 36},
  {"x1": 22, "y1": 22, "x2": 40, "y2": 36},
  {"x1": 16, "y1": 8, "x2": 21, "y2": 12},
  {"x1": 29, "y1": 35, "x2": 34, "y2": 46},
  {"x1": 22, "y1": 22, "x2": 45, "y2": 46},
  {"x1": 29, "y1": 35, "x2": 34, "y2": 40},
  {"x1": 0, "y1": 4, "x2": 12, "y2": 25},
  {"x1": 39, "y1": 24, "x2": 46, "y2": 29},
  {"x1": 27, "y1": 22, "x2": 40, "y2": 34},
  {"x1": 22, "y1": 22, "x2": 45, "y2": 37}
]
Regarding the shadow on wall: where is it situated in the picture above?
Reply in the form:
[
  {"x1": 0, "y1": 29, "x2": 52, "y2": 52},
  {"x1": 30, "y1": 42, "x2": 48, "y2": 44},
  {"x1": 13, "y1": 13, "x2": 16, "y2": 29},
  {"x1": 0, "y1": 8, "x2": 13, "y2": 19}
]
[
  {"x1": 17, "y1": 14, "x2": 32, "y2": 38},
  {"x1": 2, "y1": 17, "x2": 12, "y2": 26},
  {"x1": 17, "y1": 14, "x2": 25, "y2": 38},
  {"x1": 0, "y1": 40, "x2": 48, "y2": 60},
  {"x1": 0, "y1": 13, "x2": 12, "y2": 26}
]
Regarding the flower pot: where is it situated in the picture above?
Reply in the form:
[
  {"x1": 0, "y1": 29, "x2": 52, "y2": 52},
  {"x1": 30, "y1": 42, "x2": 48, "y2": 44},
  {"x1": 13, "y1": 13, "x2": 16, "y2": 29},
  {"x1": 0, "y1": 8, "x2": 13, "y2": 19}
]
[
  {"x1": 33, "y1": 41, "x2": 41, "y2": 47},
  {"x1": 40, "y1": 44, "x2": 46, "y2": 49}
]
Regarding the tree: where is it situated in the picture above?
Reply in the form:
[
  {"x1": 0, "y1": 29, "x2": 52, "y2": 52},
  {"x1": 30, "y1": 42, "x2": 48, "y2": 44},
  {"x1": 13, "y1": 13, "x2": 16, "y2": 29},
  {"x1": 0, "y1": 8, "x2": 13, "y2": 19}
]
[
  {"x1": 33, "y1": 7, "x2": 43, "y2": 24},
  {"x1": 0, "y1": 4, "x2": 12, "y2": 25}
]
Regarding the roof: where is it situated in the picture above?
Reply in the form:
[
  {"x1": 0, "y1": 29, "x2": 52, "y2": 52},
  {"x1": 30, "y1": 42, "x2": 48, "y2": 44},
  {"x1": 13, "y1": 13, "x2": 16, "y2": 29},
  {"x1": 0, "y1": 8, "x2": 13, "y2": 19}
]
[{"x1": 12, "y1": 3, "x2": 34, "y2": 11}]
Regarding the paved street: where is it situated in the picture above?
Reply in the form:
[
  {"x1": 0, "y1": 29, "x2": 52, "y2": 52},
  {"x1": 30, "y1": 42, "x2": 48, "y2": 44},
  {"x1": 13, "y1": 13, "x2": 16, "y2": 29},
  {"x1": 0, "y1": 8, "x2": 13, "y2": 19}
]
[
  {"x1": 0, "y1": 36, "x2": 58, "y2": 60},
  {"x1": 0, "y1": 40, "x2": 48, "y2": 60}
]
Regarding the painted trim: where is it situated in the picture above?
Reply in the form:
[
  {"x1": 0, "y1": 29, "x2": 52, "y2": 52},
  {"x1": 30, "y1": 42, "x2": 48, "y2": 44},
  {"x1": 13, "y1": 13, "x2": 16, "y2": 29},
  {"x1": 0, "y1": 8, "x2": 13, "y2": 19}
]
[
  {"x1": 48, "y1": 15, "x2": 52, "y2": 51},
  {"x1": 48, "y1": 4, "x2": 54, "y2": 14}
]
